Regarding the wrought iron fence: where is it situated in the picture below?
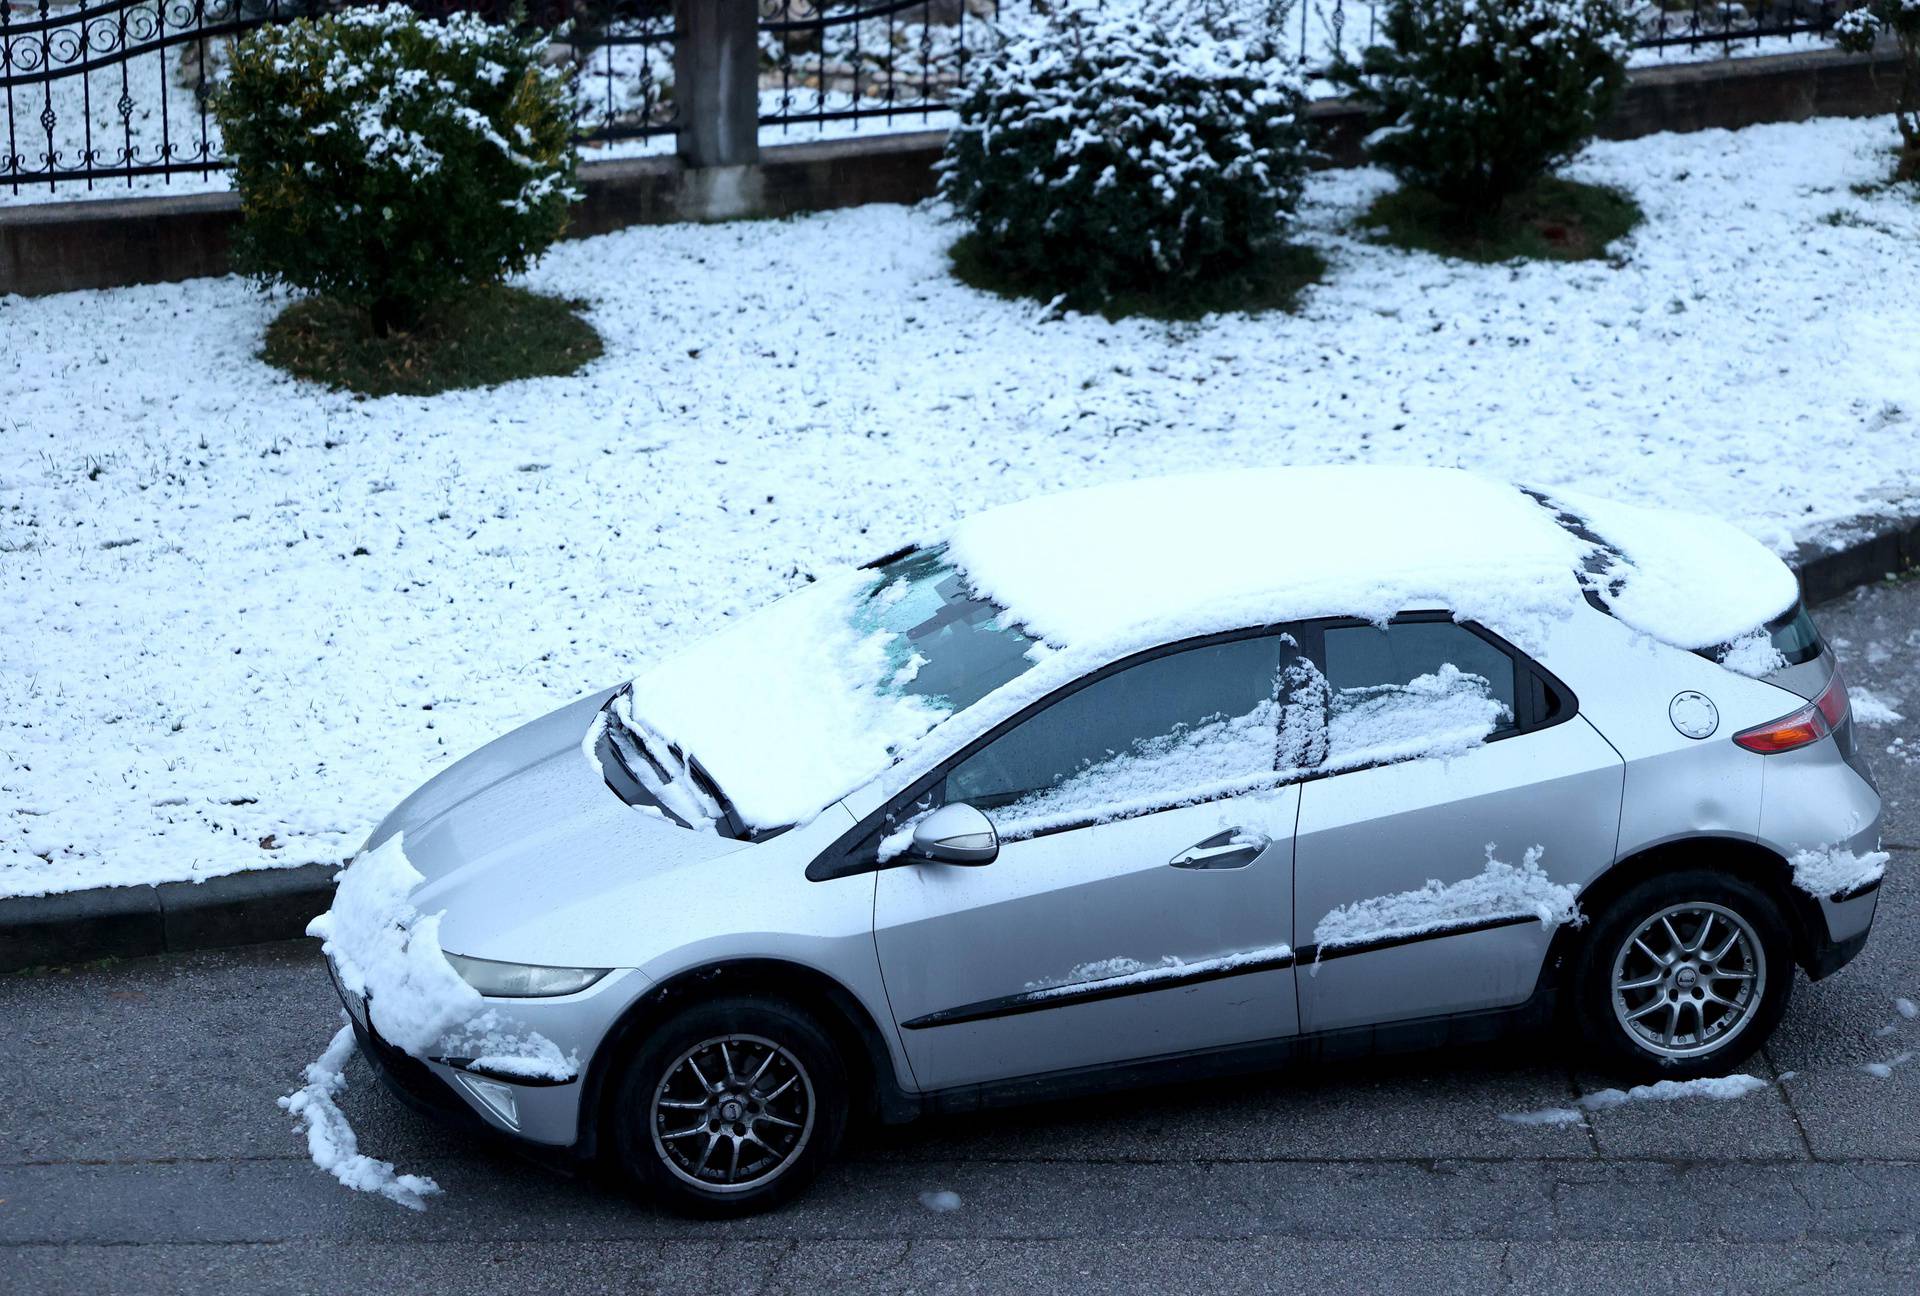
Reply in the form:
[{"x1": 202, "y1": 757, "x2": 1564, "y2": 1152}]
[
  {"x1": 1633, "y1": 0, "x2": 1848, "y2": 55},
  {"x1": 758, "y1": 1, "x2": 1000, "y2": 135},
  {"x1": 0, "y1": 0, "x2": 1865, "y2": 196},
  {"x1": 0, "y1": 0, "x2": 676, "y2": 195}
]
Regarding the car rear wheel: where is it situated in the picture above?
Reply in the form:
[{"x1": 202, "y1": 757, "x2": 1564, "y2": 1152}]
[
  {"x1": 607, "y1": 996, "x2": 848, "y2": 1217},
  {"x1": 1571, "y1": 868, "x2": 1794, "y2": 1083}
]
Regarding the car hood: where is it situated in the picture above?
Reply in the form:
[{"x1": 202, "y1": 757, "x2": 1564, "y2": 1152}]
[{"x1": 362, "y1": 688, "x2": 754, "y2": 965}]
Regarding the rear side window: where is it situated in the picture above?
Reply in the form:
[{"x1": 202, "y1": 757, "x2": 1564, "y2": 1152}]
[
  {"x1": 1319, "y1": 622, "x2": 1518, "y2": 768},
  {"x1": 943, "y1": 634, "x2": 1286, "y2": 832}
]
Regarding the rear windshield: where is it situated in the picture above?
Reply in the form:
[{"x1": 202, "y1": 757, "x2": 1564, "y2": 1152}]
[{"x1": 1756, "y1": 601, "x2": 1824, "y2": 667}]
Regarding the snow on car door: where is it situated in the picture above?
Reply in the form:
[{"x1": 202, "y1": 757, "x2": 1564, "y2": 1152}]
[
  {"x1": 1290, "y1": 616, "x2": 1624, "y2": 1034},
  {"x1": 872, "y1": 633, "x2": 1306, "y2": 1092}
]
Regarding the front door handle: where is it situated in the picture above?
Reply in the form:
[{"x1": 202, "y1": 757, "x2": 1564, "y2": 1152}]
[{"x1": 1170, "y1": 829, "x2": 1270, "y2": 870}]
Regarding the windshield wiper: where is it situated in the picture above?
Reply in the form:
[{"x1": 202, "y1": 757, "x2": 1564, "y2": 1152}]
[
  {"x1": 596, "y1": 688, "x2": 776, "y2": 840},
  {"x1": 686, "y1": 754, "x2": 766, "y2": 842}
]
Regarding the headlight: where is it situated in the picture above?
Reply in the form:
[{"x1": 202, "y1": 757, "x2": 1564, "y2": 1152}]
[{"x1": 444, "y1": 952, "x2": 609, "y2": 998}]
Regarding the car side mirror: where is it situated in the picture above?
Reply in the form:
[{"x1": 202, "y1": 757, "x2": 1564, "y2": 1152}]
[{"x1": 907, "y1": 803, "x2": 999, "y2": 866}]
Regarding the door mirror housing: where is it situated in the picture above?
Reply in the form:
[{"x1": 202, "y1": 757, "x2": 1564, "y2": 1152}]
[{"x1": 907, "y1": 803, "x2": 999, "y2": 866}]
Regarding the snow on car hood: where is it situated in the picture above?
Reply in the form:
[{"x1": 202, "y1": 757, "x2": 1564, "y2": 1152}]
[
  {"x1": 616, "y1": 467, "x2": 1800, "y2": 832},
  {"x1": 367, "y1": 688, "x2": 745, "y2": 889}
]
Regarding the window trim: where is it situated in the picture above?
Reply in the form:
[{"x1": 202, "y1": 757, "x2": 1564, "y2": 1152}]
[{"x1": 805, "y1": 614, "x2": 1579, "y2": 882}]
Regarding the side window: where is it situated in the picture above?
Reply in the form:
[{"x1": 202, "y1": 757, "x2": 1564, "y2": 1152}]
[
  {"x1": 1319, "y1": 621, "x2": 1518, "y2": 769},
  {"x1": 944, "y1": 635, "x2": 1287, "y2": 834}
]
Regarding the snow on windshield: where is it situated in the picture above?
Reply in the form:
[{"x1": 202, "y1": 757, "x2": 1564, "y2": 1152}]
[
  {"x1": 621, "y1": 570, "x2": 949, "y2": 829},
  {"x1": 616, "y1": 553, "x2": 1039, "y2": 831}
]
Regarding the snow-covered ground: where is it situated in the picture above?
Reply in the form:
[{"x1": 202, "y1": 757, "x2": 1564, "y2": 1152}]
[{"x1": 3, "y1": 113, "x2": 1919, "y2": 898}]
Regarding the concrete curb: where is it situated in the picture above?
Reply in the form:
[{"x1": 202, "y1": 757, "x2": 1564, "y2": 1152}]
[
  {"x1": 1, "y1": 862, "x2": 336, "y2": 973},
  {"x1": 1795, "y1": 514, "x2": 1920, "y2": 607},
  {"x1": 7, "y1": 510, "x2": 1920, "y2": 975}
]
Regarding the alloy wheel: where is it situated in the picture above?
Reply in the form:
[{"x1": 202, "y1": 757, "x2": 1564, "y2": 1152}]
[
  {"x1": 1610, "y1": 901, "x2": 1767, "y2": 1060},
  {"x1": 649, "y1": 1033, "x2": 816, "y2": 1193}
]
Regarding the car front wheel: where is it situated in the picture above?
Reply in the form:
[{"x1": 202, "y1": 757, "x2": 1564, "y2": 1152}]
[
  {"x1": 1572, "y1": 868, "x2": 1794, "y2": 1083},
  {"x1": 607, "y1": 995, "x2": 848, "y2": 1217}
]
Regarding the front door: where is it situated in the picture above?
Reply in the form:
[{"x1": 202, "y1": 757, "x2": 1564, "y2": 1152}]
[{"x1": 872, "y1": 633, "x2": 1307, "y2": 1092}]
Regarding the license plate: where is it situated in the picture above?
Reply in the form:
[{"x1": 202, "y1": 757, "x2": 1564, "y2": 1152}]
[{"x1": 328, "y1": 960, "x2": 370, "y2": 1031}]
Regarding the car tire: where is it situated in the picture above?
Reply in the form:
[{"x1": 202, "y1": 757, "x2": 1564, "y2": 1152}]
[
  {"x1": 1571, "y1": 868, "x2": 1794, "y2": 1084},
  {"x1": 607, "y1": 995, "x2": 848, "y2": 1217}
]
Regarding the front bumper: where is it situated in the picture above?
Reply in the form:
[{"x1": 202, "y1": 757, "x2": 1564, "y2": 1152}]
[{"x1": 325, "y1": 958, "x2": 636, "y2": 1153}]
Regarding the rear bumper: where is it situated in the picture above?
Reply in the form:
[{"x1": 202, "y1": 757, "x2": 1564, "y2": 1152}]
[
  {"x1": 1806, "y1": 877, "x2": 1881, "y2": 981},
  {"x1": 1805, "y1": 914, "x2": 1874, "y2": 981},
  {"x1": 1756, "y1": 741, "x2": 1884, "y2": 981}
]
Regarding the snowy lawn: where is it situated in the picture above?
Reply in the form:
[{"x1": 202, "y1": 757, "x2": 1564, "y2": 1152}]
[{"x1": 4, "y1": 113, "x2": 1920, "y2": 898}]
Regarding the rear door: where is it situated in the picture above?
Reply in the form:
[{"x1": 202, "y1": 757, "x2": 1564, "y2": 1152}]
[
  {"x1": 870, "y1": 633, "x2": 1310, "y2": 1092},
  {"x1": 1291, "y1": 615, "x2": 1624, "y2": 1033}
]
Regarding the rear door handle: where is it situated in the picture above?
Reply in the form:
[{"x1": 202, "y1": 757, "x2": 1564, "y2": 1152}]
[{"x1": 1170, "y1": 829, "x2": 1270, "y2": 870}]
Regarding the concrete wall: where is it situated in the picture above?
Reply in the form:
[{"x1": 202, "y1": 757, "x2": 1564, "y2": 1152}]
[{"x1": 0, "y1": 48, "x2": 1901, "y2": 299}]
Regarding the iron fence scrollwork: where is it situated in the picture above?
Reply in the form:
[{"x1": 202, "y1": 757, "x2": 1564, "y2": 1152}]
[{"x1": 0, "y1": 0, "x2": 1870, "y2": 196}]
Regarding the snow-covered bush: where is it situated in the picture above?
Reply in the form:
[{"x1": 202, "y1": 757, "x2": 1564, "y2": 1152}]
[
  {"x1": 1831, "y1": 2, "x2": 1920, "y2": 180},
  {"x1": 938, "y1": 3, "x2": 1312, "y2": 307},
  {"x1": 216, "y1": 5, "x2": 577, "y2": 335},
  {"x1": 1336, "y1": 0, "x2": 1634, "y2": 213}
]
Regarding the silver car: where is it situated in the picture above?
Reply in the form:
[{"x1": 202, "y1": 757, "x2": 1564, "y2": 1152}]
[{"x1": 328, "y1": 468, "x2": 1884, "y2": 1216}]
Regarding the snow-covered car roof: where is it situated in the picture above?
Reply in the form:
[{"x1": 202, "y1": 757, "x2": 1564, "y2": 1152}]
[
  {"x1": 617, "y1": 466, "x2": 1799, "y2": 832},
  {"x1": 946, "y1": 466, "x2": 1797, "y2": 651}
]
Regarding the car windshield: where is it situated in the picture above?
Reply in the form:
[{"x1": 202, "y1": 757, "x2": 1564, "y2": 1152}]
[
  {"x1": 854, "y1": 545, "x2": 1040, "y2": 714},
  {"x1": 595, "y1": 546, "x2": 1039, "y2": 837}
]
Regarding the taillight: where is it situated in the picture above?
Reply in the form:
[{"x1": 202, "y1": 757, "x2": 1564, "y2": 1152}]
[{"x1": 1733, "y1": 670, "x2": 1849, "y2": 755}]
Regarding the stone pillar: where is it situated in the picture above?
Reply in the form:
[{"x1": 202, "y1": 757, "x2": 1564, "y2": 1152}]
[{"x1": 675, "y1": 0, "x2": 761, "y2": 169}]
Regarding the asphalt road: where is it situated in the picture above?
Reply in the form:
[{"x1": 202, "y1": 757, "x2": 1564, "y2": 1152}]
[{"x1": 9, "y1": 581, "x2": 1920, "y2": 1294}]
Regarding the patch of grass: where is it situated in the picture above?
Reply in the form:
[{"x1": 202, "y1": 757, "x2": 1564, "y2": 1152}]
[
  {"x1": 1360, "y1": 177, "x2": 1643, "y2": 264},
  {"x1": 1824, "y1": 209, "x2": 1898, "y2": 236},
  {"x1": 263, "y1": 284, "x2": 603, "y2": 397},
  {"x1": 949, "y1": 233, "x2": 1326, "y2": 322}
]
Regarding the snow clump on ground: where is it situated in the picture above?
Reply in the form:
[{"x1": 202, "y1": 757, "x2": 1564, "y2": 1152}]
[
  {"x1": 1501, "y1": 1074, "x2": 1770, "y2": 1126},
  {"x1": 1849, "y1": 688, "x2": 1905, "y2": 727},
  {"x1": 278, "y1": 1023, "x2": 442, "y2": 1211}
]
